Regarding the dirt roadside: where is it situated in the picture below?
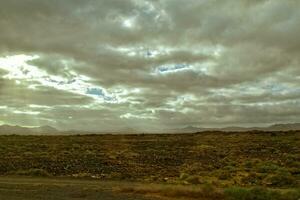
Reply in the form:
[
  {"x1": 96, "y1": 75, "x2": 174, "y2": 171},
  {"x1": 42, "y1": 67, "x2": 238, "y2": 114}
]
[{"x1": 0, "y1": 176, "x2": 159, "y2": 200}]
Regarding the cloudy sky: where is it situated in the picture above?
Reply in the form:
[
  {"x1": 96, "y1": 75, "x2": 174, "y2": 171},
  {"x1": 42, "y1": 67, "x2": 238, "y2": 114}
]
[{"x1": 0, "y1": 0, "x2": 299, "y2": 132}]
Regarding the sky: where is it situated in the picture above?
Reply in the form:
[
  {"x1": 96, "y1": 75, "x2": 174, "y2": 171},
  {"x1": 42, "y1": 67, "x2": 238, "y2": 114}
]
[{"x1": 0, "y1": 0, "x2": 300, "y2": 132}]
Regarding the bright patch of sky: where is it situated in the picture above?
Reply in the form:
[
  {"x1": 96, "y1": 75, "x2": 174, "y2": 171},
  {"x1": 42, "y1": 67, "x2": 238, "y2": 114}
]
[
  {"x1": 106, "y1": 45, "x2": 164, "y2": 58},
  {"x1": 106, "y1": 44, "x2": 224, "y2": 61},
  {"x1": 153, "y1": 63, "x2": 190, "y2": 75},
  {"x1": 166, "y1": 94, "x2": 197, "y2": 107},
  {"x1": 211, "y1": 80, "x2": 292, "y2": 98},
  {"x1": 0, "y1": 54, "x2": 118, "y2": 103},
  {"x1": 122, "y1": 17, "x2": 136, "y2": 28},
  {"x1": 120, "y1": 112, "x2": 157, "y2": 120},
  {"x1": 190, "y1": 62, "x2": 215, "y2": 75},
  {"x1": 13, "y1": 110, "x2": 41, "y2": 115},
  {"x1": 29, "y1": 104, "x2": 51, "y2": 109}
]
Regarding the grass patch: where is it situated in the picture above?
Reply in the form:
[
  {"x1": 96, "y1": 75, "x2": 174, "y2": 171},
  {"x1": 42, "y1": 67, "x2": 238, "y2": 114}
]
[
  {"x1": 0, "y1": 132, "x2": 298, "y2": 188},
  {"x1": 118, "y1": 184, "x2": 224, "y2": 199},
  {"x1": 11, "y1": 168, "x2": 51, "y2": 177},
  {"x1": 119, "y1": 184, "x2": 300, "y2": 200},
  {"x1": 224, "y1": 187, "x2": 300, "y2": 200}
]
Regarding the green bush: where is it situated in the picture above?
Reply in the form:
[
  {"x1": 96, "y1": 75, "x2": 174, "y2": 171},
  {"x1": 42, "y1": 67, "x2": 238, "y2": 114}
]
[
  {"x1": 257, "y1": 162, "x2": 280, "y2": 173},
  {"x1": 224, "y1": 187, "x2": 249, "y2": 200},
  {"x1": 224, "y1": 165, "x2": 237, "y2": 172},
  {"x1": 224, "y1": 187, "x2": 279, "y2": 200},
  {"x1": 241, "y1": 173, "x2": 262, "y2": 185},
  {"x1": 244, "y1": 159, "x2": 261, "y2": 171},
  {"x1": 247, "y1": 187, "x2": 280, "y2": 200},
  {"x1": 244, "y1": 161, "x2": 254, "y2": 169},
  {"x1": 265, "y1": 171, "x2": 296, "y2": 187}
]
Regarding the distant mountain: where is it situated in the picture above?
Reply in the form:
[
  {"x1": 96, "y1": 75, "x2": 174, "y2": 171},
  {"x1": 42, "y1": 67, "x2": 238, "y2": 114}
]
[
  {"x1": 176, "y1": 125, "x2": 201, "y2": 133},
  {"x1": 0, "y1": 123, "x2": 299, "y2": 135},
  {"x1": 0, "y1": 125, "x2": 58, "y2": 135},
  {"x1": 266, "y1": 123, "x2": 300, "y2": 131},
  {"x1": 115, "y1": 127, "x2": 139, "y2": 134},
  {"x1": 175, "y1": 123, "x2": 300, "y2": 133},
  {"x1": 31, "y1": 125, "x2": 58, "y2": 133}
]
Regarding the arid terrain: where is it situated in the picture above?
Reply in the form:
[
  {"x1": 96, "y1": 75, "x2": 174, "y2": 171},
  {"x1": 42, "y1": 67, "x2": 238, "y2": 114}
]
[
  {"x1": 1, "y1": 0, "x2": 300, "y2": 199},
  {"x1": 0, "y1": 177, "x2": 155, "y2": 200},
  {"x1": 0, "y1": 131, "x2": 299, "y2": 199}
]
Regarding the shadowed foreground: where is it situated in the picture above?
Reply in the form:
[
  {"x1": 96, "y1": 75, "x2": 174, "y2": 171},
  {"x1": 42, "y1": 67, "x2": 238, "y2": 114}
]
[
  {"x1": 0, "y1": 176, "x2": 299, "y2": 200},
  {"x1": 0, "y1": 177, "x2": 156, "y2": 200}
]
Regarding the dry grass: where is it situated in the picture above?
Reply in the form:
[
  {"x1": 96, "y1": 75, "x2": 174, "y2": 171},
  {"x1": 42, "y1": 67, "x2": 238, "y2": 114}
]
[
  {"x1": 116, "y1": 183, "x2": 225, "y2": 200},
  {"x1": 117, "y1": 184, "x2": 300, "y2": 200},
  {"x1": 0, "y1": 132, "x2": 299, "y2": 188}
]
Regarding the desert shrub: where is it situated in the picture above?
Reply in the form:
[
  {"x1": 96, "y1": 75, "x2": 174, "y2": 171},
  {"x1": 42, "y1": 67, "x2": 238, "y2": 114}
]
[
  {"x1": 185, "y1": 175, "x2": 202, "y2": 184},
  {"x1": 286, "y1": 161, "x2": 300, "y2": 168},
  {"x1": 179, "y1": 172, "x2": 189, "y2": 180},
  {"x1": 218, "y1": 170, "x2": 232, "y2": 180},
  {"x1": 225, "y1": 187, "x2": 280, "y2": 200},
  {"x1": 257, "y1": 162, "x2": 280, "y2": 173},
  {"x1": 284, "y1": 154, "x2": 300, "y2": 164},
  {"x1": 244, "y1": 161, "x2": 254, "y2": 172},
  {"x1": 265, "y1": 171, "x2": 296, "y2": 187},
  {"x1": 244, "y1": 159, "x2": 262, "y2": 171},
  {"x1": 288, "y1": 167, "x2": 300, "y2": 175},
  {"x1": 246, "y1": 187, "x2": 280, "y2": 200},
  {"x1": 282, "y1": 190, "x2": 300, "y2": 200},
  {"x1": 224, "y1": 165, "x2": 236, "y2": 172},
  {"x1": 224, "y1": 187, "x2": 249, "y2": 200},
  {"x1": 14, "y1": 168, "x2": 51, "y2": 177},
  {"x1": 241, "y1": 173, "x2": 262, "y2": 185},
  {"x1": 222, "y1": 159, "x2": 237, "y2": 168}
]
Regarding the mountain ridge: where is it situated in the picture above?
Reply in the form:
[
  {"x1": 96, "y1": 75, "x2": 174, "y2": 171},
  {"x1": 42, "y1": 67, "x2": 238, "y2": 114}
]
[
  {"x1": 0, "y1": 125, "x2": 58, "y2": 135},
  {"x1": 0, "y1": 123, "x2": 299, "y2": 135},
  {"x1": 176, "y1": 123, "x2": 300, "y2": 133}
]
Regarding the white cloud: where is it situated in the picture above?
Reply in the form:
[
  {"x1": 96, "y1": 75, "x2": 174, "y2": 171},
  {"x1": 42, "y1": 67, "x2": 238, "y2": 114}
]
[
  {"x1": 13, "y1": 110, "x2": 40, "y2": 115},
  {"x1": 0, "y1": 0, "x2": 299, "y2": 131},
  {"x1": 0, "y1": 54, "x2": 119, "y2": 103},
  {"x1": 120, "y1": 112, "x2": 156, "y2": 120}
]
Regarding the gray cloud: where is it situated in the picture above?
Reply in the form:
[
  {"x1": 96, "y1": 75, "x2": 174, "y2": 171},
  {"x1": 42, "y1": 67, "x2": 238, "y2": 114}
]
[{"x1": 0, "y1": 0, "x2": 299, "y2": 131}]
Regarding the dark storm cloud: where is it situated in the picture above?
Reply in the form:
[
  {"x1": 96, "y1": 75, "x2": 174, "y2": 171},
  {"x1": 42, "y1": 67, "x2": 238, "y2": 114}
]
[{"x1": 0, "y1": 0, "x2": 299, "y2": 131}]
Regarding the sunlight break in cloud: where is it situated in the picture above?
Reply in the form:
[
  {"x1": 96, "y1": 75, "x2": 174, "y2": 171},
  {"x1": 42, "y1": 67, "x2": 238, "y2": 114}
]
[{"x1": 0, "y1": 54, "x2": 117, "y2": 103}]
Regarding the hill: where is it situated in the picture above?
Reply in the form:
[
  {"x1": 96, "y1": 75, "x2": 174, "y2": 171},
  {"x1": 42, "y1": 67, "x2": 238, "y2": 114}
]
[
  {"x1": 176, "y1": 123, "x2": 300, "y2": 133},
  {"x1": 0, "y1": 125, "x2": 58, "y2": 135}
]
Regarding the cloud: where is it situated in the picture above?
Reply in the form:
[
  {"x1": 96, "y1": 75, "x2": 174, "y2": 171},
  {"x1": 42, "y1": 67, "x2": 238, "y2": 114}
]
[{"x1": 0, "y1": 0, "x2": 299, "y2": 131}]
